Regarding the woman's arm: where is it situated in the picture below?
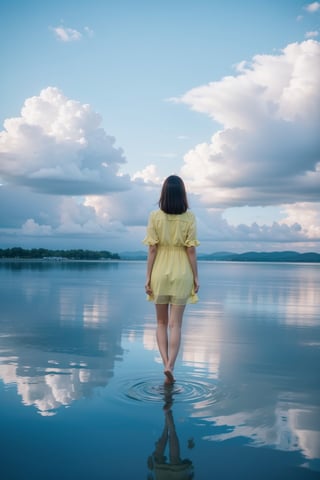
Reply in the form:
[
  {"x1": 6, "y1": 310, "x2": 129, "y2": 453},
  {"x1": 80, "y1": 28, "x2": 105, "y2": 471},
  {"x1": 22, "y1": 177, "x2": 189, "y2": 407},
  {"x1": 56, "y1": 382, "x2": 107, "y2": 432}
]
[
  {"x1": 186, "y1": 246, "x2": 199, "y2": 293},
  {"x1": 145, "y1": 244, "x2": 158, "y2": 294}
]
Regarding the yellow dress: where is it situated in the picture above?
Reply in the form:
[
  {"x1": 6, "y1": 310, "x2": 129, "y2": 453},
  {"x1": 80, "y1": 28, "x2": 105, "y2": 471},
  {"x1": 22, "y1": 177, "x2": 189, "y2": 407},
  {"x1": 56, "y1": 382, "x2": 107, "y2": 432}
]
[{"x1": 143, "y1": 209, "x2": 200, "y2": 305}]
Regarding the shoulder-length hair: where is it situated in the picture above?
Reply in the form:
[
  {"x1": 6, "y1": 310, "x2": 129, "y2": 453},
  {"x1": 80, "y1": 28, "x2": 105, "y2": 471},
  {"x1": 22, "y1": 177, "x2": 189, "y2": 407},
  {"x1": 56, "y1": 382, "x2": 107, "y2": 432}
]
[{"x1": 158, "y1": 175, "x2": 189, "y2": 214}]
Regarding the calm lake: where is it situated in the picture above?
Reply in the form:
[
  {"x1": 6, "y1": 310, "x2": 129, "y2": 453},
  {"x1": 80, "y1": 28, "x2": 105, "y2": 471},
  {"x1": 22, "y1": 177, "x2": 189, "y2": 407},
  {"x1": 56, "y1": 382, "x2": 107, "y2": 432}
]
[{"x1": 0, "y1": 260, "x2": 319, "y2": 479}]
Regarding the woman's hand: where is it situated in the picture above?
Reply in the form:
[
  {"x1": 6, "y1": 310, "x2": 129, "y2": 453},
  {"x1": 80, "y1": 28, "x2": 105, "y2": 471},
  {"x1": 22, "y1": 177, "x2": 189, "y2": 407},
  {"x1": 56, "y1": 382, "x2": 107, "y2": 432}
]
[
  {"x1": 145, "y1": 281, "x2": 153, "y2": 295},
  {"x1": 194, "y1": 278, "x2": 200, "y2": 293}
]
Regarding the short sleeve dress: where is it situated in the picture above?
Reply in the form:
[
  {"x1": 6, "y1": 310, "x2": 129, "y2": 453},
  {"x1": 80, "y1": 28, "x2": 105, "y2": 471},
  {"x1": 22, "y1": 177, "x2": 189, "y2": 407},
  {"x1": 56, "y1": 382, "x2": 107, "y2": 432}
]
[{"x1": 143, "y1": 209, "x2": 200, "y2": 305}]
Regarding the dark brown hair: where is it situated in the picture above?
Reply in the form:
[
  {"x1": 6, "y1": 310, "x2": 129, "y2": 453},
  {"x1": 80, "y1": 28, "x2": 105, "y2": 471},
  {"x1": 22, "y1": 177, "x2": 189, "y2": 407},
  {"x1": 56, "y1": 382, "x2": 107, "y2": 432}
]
[{"x1": 158, "y1": 175, "x2": 189, "y2": 214}]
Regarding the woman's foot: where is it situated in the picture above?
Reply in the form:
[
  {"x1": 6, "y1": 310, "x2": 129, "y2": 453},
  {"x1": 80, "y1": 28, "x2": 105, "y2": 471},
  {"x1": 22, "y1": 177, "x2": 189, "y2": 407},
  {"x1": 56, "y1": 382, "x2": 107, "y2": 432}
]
[
  {"x1": 164, "y1": 376, "x2": 173, "y2": 385},
  {"x1": 164, "y1": 367, "x2": 175, "y2": 384}
]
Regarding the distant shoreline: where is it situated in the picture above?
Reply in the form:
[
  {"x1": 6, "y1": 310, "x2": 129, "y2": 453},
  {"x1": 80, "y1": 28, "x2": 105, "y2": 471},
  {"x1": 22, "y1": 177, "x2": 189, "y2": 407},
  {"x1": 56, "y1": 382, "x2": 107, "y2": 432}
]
[
  {"x1": 0, "y1": 247, "x2": 119, "y2": 261},
  {"x1": 0, "y1": 258, "x2": 120, "y2": 263},
  {"x1": 120, "y1": 250, "x2": 320, "y2": 263},
  {"x1": 0, "y1": 248, "x2": 319, "y2": 263},
  {"x1": 1, "y1": 257, "x2": 320, "y2": 264}
]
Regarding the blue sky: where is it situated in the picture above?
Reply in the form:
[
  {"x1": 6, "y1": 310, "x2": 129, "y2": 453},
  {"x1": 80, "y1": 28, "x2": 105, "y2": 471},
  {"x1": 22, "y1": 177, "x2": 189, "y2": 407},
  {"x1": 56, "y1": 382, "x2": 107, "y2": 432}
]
[{"x1": 0, "y1": 0, "x2": 319, "y2": 253}]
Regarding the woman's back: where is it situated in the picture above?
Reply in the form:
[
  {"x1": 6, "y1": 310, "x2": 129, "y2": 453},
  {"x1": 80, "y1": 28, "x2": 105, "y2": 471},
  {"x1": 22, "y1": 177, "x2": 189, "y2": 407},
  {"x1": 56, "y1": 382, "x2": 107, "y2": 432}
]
[{"x1": 145, "y1": 210, "x2": 198, "y2": 248}]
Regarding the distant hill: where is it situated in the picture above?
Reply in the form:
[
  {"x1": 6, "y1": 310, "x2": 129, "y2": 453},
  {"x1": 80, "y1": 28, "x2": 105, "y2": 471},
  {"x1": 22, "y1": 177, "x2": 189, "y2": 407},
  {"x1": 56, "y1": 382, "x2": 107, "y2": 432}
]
[
  {"x1": 120, "y1": 250, "x2": 320, "y2": 263},
  {"x1": 198, "y1": 251, "x2": 320, "y2": 263},
  {"x1": 120, "y1": 250, "x2": 148, "y2": 260}
]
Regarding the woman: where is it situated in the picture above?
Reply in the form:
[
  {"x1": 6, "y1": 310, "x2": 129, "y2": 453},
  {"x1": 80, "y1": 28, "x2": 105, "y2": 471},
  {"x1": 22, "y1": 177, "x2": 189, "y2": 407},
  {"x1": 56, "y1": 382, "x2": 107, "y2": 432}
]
[{"x1": 143, "y1": 175, "x2": 200, "y2": 384}]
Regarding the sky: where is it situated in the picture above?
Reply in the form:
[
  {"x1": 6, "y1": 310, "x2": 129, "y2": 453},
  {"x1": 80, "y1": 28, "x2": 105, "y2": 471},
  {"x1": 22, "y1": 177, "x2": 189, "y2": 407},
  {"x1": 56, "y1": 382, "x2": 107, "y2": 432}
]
[{"x1": 0, "y1": 0, "x2": 319, "y2": 254}]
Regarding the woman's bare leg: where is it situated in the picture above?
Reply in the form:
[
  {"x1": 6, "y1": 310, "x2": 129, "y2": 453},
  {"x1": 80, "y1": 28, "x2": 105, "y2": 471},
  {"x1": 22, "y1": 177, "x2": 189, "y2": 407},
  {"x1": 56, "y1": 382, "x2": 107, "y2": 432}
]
[
  {"x1": 155, "y1": 304, "x2": 169, "y2": 367},
  {"x1": 166, "y1": 304, "x2": 186, "y2": 375}
]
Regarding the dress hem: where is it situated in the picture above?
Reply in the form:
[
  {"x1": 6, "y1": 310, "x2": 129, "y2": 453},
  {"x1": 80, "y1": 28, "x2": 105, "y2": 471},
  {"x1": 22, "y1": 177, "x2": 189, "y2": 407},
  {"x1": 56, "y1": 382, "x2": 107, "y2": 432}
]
[{"x1": 146, "y1": 294, "x2": 198, "y2": 305}]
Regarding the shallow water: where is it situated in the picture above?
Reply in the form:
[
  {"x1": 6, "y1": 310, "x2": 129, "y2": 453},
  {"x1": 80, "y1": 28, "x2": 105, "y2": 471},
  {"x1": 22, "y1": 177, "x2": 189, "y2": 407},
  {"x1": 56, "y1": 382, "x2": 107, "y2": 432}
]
[{"x1": 0, "y1": 260, "x2": 319, "y2": 479}]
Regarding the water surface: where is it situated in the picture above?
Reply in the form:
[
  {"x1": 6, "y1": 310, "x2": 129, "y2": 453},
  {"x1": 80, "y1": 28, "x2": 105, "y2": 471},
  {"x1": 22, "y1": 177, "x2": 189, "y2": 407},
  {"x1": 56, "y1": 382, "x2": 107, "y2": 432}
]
[{"x1": 0, "y1": 261, "x2": 319, "y2": 479}]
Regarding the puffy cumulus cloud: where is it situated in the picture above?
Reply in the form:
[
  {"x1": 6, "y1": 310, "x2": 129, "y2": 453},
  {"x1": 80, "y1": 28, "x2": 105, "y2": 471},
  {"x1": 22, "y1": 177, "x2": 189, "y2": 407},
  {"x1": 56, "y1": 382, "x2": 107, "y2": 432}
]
[
  {"x1": 305, "y1": 2, "x2": 320, "y2": 13},
  {"x1": 0, "y1": 180, "x2": 157, "y2": 251},
  {"x1": 280, "y1": 202, "x2": 320, "y2": 239},
  {"x1": 192, "y1": 205, "x2": 315, "y2": 253},
  {"x1": 21, "y1": 219, "x2": 52, "y2": 236},
  {"x1": 131, "y1": 164, "x2": 163, "y2": 184},
  {"x1": 84, "y1": 178, "x2": 160, "y2": 228},
  {"x1": 0, "y1": 87, "x2": 130, "y2": 195},
  {"x1": 172, "y1": 40, "x2": 320, "y2": 211},
  {"x1": 0, "y1": 184, "x2": 122, "y2": 250},
  {"x1": 1, "y1": 178, "x2": 317, "y2": 253}
]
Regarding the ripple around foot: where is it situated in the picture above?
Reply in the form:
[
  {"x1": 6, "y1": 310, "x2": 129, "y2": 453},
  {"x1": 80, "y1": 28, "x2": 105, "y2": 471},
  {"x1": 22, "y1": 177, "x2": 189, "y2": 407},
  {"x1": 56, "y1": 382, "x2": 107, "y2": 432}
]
[{"x1": 117, "y1": 376, "x2": 227, "y2": 409}]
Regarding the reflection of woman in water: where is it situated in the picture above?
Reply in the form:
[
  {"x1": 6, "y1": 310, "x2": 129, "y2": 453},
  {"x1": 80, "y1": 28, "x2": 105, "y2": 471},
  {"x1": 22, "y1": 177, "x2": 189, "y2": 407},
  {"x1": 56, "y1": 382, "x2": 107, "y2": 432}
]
[
  {"x1": 143, "y1": 175, "x2": 200, "y2": 384},
  {"x1": 147, "y1": 386, "x2": 194, "y2": 480}
]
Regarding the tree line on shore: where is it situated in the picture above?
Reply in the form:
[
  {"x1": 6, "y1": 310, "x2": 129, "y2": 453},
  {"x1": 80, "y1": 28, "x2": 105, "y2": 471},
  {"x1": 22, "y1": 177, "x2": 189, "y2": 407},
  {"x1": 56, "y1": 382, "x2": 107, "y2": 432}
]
[
  {"x1": 0, "y1": 247, "x2": 120, "y2": 260},
  {"x1": 1, "y1": 247, "x2": 319, "y2": 263}
]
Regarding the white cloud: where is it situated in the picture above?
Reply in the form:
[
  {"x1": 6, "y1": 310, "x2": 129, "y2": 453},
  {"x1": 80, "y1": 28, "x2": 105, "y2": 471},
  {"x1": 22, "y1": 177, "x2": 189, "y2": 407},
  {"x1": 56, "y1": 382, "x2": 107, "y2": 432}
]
[
  {"x1": 84, "y1": 179, "x2": 160, "y2": 228},
  {"x1": 51, "y1": 25, "x2": 94, "y2": 42},
  {"x1": 0, "y1": 90, "x2": 188, "y2": 248},
  {"x1": 172, "y1": 40, "x2": 320, "y2": 213},
  {"x1": 280, "y1": 202, "x2": 320, "y2": 239},
  {"x1": 22, "y1": 218, "x2": 52, "y2": 236},
  {"x1": 52, "y1": 26, "x2": 82, "y2": 42},
  {"x1": 305, "y1": 2, "x2": 320, "y2": 13},
  {"x1": 0, "y1": 180, "x2": 318, "y2": 252},
  {"x1": 305, "y1": 30, "x2": 319, "y2": 37},
  {"x1": 0, "y1": 180, "x2": 156, "y2": 251},
  {"x1": 131, "y1": 164, "x2": 163, "y2": 184},
  {"x1": 0, "y1": 87, "x2": 130, "y2": 195},
  {"x1": 174, "y1": 40, "x2": 320, "y2": 127},
  {"x1": 194, "y1": 206, "x2": 308, "y2": 250}
]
